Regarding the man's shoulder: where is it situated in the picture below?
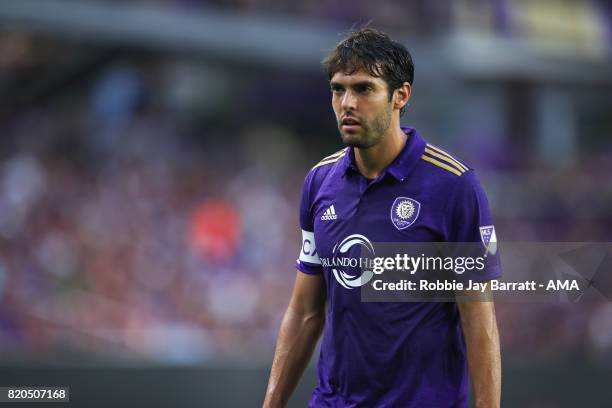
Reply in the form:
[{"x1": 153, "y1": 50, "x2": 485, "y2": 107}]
[
  {"x1": 303, "y1": 147, "x2": 348, "y2": 187},
  {"x1": 311, "y1": 147, "x2": 348, "y2": 170},
  {"x1": 414, "y1": 142, "x2": 490, "y2": 210},
  {"x1": 417, "y1": 142, "x2": 473, "y2": 180}
]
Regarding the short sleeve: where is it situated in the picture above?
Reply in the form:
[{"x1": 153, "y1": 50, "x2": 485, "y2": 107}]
[
  {"x1": 296, "y1": 171, "x2": 323, "y2": 275},
  {"x1": 447, "y1": 170, "x2": 502, "y2": 282}
]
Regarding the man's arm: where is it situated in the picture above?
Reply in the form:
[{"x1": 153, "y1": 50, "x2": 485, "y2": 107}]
[
  {"x1": 456, "y1": 289, "x2": 501, "y2": 408},
  {"x1": 263, "y1": 271, "x2": 326, "y2": 408}
]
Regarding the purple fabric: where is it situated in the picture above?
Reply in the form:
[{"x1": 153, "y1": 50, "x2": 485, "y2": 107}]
[{"x1": 295, "y1": 127, "x2": 501, "y2": 407}]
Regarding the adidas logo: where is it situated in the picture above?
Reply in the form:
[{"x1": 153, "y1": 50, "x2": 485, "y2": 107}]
[{"x1": 321, "y1": 205, "x2": 338, "y2": 221}]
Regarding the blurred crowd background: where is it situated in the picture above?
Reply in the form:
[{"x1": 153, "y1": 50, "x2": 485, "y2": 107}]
[{"x1": 1, "y1": 0, "x2": 612, "y2": 405}]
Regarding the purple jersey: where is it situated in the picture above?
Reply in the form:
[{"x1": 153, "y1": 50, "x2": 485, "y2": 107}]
[{"x1": 296, "y1": 127, "x2": 502, "y2": 407}]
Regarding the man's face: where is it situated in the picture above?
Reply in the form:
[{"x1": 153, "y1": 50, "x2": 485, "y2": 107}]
[{"x1": 330, "y1": 70, "x2": 394, "y2": 149}]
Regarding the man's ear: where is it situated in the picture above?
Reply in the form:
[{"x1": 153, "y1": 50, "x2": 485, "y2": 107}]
[{"x1": 394, "y1": 82, "x2": 412, "y2": 111}]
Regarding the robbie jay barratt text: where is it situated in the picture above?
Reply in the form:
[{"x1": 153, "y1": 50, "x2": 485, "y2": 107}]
[{"x1": 371, "y1": 279, "x2": 580, "y2": 292}]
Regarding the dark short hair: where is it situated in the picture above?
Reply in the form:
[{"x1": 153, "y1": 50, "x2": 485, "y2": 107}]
[{"x1": 322, "y1": 27, "x2": 414, "y2": 115}]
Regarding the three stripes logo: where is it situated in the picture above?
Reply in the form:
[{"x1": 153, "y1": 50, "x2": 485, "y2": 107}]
[
  {"x1": 321, "y1": 205, "x2": 338, "y2": 221},
  {"x1": 420, "y1": 144, "x2": 468, "y2": 176}
]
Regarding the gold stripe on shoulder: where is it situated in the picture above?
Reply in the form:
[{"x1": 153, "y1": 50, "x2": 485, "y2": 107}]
[
  {"x1": 310, "y1": 148, "x2": 348, "y2": 170},
  {"x1": 420, "y1": 155, "x2": 463, "y2": 176},
  {"x1": 320, "y1": 147, "x2": 348, "y2": 162},
  {"x1": 311, "y1": 156, "x2": 342, "y2": 170},
  {"x1": 425, "y1": 144, "x2": 468, "y2": 172},
  {"x1": 423, "y1": 148, "x2": 466, "y2": 174}
]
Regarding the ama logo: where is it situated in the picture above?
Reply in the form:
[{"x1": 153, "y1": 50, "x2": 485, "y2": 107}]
[{"x1": 330, "y1": 234, "x2": 376, "y2": 289}]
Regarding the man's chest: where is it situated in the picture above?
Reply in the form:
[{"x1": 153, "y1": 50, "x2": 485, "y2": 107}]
[{"x1": 312, "y1": 178, "x2": 448, "y2": 260}]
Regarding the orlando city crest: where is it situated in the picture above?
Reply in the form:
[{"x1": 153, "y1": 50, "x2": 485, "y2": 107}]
[{"x1": 390, "y1": 197, "x2": 420, "y2": 230}]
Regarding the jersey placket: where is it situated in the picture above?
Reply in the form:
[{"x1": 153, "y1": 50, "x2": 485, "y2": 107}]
[{"x1": 356, "y1": 171, "x2": 390, "y2": 207}]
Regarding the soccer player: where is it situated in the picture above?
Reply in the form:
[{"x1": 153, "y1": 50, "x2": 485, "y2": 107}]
[{"x1": 263, "y1": 28, "x2": 501, "y2": 408}]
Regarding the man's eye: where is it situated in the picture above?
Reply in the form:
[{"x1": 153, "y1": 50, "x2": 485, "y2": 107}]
[
  {"x1": 356, "y1": 85, "x2": 371, "y2": 93},
  {"x1": 331, "y1": 86, "x2": 344, "y2": 93}
]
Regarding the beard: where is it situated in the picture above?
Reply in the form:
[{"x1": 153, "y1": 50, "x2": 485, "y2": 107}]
[{"x1": 337, "y1": 104, "x2": 393, "y2": 149}]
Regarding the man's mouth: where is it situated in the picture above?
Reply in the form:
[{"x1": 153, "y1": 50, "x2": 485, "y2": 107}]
[
  {"x1": 341, "y1": 117, "x2": 361, "y2": 130},
  {"x1": 342, "y1": 117, "x2": 360, "y2": 125}
]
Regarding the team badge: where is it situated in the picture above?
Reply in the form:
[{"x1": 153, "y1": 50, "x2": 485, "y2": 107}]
[
  {"x1": 390, "y1": 197, "x2": 420, "y2": 230},
  {"x1": 479, "y1": 225, "x2": 497, "y2": 256}
]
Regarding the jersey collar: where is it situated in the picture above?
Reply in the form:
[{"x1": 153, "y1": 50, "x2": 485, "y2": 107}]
[{"x1": 341, "y1": 127, "x2": 426, "y2": 182}]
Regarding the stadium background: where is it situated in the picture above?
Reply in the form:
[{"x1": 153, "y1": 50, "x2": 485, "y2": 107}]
[{"x1": 0, "y1": 0, "x2": 611, "y2": 406}]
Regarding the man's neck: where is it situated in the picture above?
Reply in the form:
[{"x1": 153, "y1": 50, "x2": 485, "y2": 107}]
[{"x1": 354, "y1": 126, "x2": 407, "y2": 180}]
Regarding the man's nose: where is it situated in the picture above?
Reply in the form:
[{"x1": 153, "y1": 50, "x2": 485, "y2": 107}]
[{"x1": 340, "y1": 90, "x2": 357, "y2": 111}]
